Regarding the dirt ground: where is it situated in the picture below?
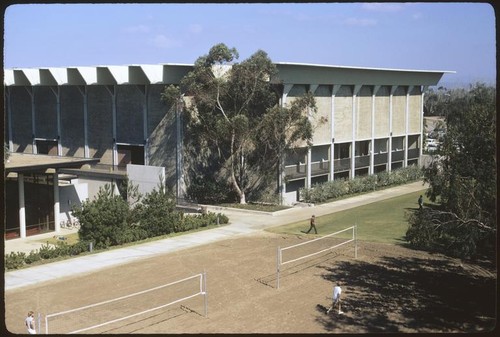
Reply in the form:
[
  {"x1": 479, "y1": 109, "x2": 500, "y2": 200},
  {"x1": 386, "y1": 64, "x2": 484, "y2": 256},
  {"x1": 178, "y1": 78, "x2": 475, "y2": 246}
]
[{"x1": 4, "y1": 231, "x2": 497, "y2": 334}]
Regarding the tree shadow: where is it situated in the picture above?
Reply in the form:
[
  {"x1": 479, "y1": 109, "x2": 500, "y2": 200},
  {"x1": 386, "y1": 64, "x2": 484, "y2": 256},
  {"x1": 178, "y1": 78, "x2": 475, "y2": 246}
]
[{"x1": 316, "y1": 255, "x2": 496, "y2": 332}]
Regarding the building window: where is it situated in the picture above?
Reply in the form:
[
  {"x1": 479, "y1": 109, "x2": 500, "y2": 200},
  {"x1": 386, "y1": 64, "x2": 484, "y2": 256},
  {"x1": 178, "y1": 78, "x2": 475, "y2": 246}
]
[
  {"x1": 117, "y1": 144, "x2": 145, "y2": 167},
  {"x1": 36, "y1": 140, "x2": 58, "y2": 155}
]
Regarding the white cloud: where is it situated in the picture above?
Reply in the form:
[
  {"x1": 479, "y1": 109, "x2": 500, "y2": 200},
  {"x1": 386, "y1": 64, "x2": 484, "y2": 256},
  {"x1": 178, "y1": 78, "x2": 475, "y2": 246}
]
[
  {"x1": 343, "y1": 17, "x2": 377, "y2": 26},
  {"x1": 123, "y1": 24, "x2": 150, "y2": 33},
  {"x1": 361, "y1": 3, "x2": 404, "y2": 13},
  {"x1": 148, "y1": 34, "x2": 180, "y2": 49}
]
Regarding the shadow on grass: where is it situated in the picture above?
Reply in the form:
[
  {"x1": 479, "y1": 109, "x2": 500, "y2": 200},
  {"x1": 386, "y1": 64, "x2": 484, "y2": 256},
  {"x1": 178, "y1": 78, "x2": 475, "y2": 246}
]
[{"x1": 315, "y1": 254, "x2": 496, "y2": 333}]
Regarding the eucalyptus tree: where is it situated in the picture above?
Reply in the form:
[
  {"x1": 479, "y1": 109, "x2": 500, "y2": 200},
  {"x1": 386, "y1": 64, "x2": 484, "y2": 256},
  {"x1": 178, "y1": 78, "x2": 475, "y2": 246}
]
[
  {"x1": 407, "y1": 83, "x2": 496, "y2": 259},
  {"x1": 162, "y1": 43, "x2": 316, "y2": 204}
]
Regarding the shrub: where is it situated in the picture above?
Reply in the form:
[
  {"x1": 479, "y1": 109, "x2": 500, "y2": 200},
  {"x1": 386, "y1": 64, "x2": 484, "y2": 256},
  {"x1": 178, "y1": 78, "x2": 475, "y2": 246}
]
[
  {"x1": 24, "y1": 251, "x2": 41, "y2": 264},
  {"x1": 301, "y1": 167, "x2": 424, "y2": 203},
  {"x1": 4, "y1": 252, "x2": 26, "y2": 270},
  {"x1": 73, "y1": 184, "x2": 131, "y2": 248}
]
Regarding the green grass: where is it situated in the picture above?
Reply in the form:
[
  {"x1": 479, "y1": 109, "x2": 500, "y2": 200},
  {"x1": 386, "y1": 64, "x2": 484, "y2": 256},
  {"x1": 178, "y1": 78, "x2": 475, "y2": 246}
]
[{"x1": 266, "y1": 189, "x2": 433, "y2": 244}]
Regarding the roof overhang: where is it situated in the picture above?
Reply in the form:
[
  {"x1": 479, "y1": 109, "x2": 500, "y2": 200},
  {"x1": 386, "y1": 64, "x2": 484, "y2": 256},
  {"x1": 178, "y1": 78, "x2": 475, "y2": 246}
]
[
  {"x1": 274, "y1": 62, "x2": 455, "y2": 86},
  {"x1": 4, "y1": 63, "x2": 454, "y2": 87},
  {"x1": 5, "y1": 153, "x2": 100, "y2": 174}
]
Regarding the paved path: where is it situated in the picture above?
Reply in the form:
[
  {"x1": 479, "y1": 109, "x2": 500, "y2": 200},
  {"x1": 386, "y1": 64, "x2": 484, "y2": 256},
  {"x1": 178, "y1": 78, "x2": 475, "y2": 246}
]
[{"x1": 4, "y1": 181, "x2": 427, "y2": 291}]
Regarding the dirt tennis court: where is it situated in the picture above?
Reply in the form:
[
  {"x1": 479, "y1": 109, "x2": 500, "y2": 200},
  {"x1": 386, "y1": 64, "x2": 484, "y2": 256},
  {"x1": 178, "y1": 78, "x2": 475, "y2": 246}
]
[{"x1": 4, "y1": 231, "x2": 496, "y2": 334}]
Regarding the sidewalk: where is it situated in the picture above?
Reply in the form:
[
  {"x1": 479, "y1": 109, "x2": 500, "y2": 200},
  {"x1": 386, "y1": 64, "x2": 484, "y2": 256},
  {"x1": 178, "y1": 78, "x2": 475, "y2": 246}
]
[{"x1": 4, "y1": 181, "x2": 427, "y2": 291}]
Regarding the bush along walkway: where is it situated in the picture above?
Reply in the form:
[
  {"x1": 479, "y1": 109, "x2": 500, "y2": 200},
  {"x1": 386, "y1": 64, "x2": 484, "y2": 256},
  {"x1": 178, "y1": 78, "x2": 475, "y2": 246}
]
[{"x1": 300, "y1": 165, "x2": 422, "y2": 204}]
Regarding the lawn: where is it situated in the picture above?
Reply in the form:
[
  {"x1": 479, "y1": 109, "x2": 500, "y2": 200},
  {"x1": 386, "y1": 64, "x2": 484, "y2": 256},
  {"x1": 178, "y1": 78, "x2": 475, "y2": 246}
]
[{"x1": 266, "y1": 189, "x2": 431, "y2": 244}]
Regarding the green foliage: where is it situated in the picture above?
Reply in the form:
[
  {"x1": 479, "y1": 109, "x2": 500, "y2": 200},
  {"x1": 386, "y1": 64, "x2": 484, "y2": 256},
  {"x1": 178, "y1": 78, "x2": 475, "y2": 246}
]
[
  {"x1": 132, "y1": 184, "x2": 181, "y2": 237},
  {"x1": 4, "y1": 142, "x2": 10, "y2": 162},
  {"x1": 186, "y1": 176, "x2": 238, "y2": 204},
  {"x1": 301, "y1": 166, "x2": 423, "y2": 203},
  {"x1": 73, "y1": 184, "x2": 131, "y2": 248},
  {"x1": 4, "y1": 252, "x2": 26, "y2": 270},
  {"x1": 5, "y1": 182, "x2": 231, "y2": 270},
  {"x1": 408, "y1": 83, "x2": 496, "y2": 259},
  {"x1": 164, "y1": 43, "x2": 316, "y2": 204}
]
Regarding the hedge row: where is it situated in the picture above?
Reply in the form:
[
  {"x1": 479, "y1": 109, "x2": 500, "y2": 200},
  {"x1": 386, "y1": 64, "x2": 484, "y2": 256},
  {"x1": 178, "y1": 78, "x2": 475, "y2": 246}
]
[
  {"x1": 5, "y1": 212, "x2": 229, "y2": 271},
  {"x1": 300, "y1": 165, "x2": 423, "y2": 203}
]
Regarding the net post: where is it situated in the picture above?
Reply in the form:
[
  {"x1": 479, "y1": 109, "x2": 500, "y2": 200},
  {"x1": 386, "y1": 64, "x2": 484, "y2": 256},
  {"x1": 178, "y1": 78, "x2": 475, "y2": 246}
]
[
  {"x1": 354, "y1": 224, "x2": 358, "y2": 259},
  {"x1": 276, "y1": 246, "x2": 280, "y2": 289},
  {"x1": 203, "y1": 271, "x2": 208, "y2": 317},
  {"x1": 45, "y1": 314, "x2": 49, "y2": 334}
]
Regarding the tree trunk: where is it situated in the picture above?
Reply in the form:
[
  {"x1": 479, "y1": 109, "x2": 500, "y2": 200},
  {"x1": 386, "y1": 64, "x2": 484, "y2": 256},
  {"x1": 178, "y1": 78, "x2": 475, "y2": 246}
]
[{"x1": 230, "y1": 131, "x2": 246, "y2": 204}]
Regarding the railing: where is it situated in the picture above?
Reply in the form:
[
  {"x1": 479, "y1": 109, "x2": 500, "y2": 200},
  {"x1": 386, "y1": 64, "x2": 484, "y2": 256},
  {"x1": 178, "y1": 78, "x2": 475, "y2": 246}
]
[
  {"x1": 333, "y1": 158, "x2": 350, "y2": 172},
  {"x1": 355, "y1": 155, "x2": 370, "y2": 168},
  {"x1": 391, "y1": 150, "x2": 404, "y2": 162},
  {"x1": 310, "y1": 161, "x2": 330, "y2": 176},
  {"x1": 407, "y1": 148, "x2": 420, "y2": 160},
  {"x1": 374, "y1": 153, "x2": 388, "y2": 165}
]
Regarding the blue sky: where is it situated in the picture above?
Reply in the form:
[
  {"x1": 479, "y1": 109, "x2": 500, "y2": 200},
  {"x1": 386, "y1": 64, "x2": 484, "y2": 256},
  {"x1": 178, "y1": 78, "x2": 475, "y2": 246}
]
[{"x1": 3, "y1": 2, "x2": 496, "y2": 88}]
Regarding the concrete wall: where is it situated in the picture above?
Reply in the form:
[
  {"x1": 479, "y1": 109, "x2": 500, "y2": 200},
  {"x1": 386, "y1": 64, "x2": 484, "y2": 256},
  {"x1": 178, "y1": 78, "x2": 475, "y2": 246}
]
[
  {"x1": 116, "y1": 85, "x2": 145, "y2": 144},
  {"x1": 374, "y1": 86, "x2": 390, "y2": 138},
  {"x1": 357, "y1": 86, "x2": 372, "y2": 139},
  {"x1": 126, "y1": 164, "x2": 165, "y2": 197},
  {"x1": 312, "y1": 85, "x2": 332, "y2": 145},
  {"x1": 392, "y1": 86, "x2": 406, "y2": 136},
  {"x1": 334, "y1": 85, "x2": 353, "y2": 141},
  {"x1": 59, "y1": 181, "x2": 88, "y2": 222},
  {"x1": 9, "y1": 87, "x2": 33, "y2": 153},
  {"x1": 34, "y1": 86, "x2": 58, "y2": 139},
  {"x1": 87, "y1": 86, "x2": 114, "y2": 164},
  {"x1": 409, "y1": 86, "x2": 422, "y2": 134},
  {"x1": 60, "y1": 86, "x2": 85, "y2": 157}
]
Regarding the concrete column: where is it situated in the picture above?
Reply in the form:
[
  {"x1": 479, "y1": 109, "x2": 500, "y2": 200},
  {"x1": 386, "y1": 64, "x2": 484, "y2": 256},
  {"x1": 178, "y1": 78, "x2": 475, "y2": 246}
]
[
  {"x1": 105, "y1": 85, "x2": 118, "y2": 168},
  {"x1": 50, "y1": 86, "x2": 62, "y2": 156},
  {"x1": 306, "y1": 147, "x2": 312, "y2": 188},
  {"x1": 351, "y1": 85, "x2": 362, "y2": 178},
  {"x1": 18, "y1": 173, "x2": 26, "y2": 238},
  {"x1": 279, "y1": 84, "x2": 294, "y2": 204},
  {"x1": 306, "y1": 85, "x2": 318, "y2": 189},
  {"x1": 330, "y1": 85, "x2": 340, "y2": 180},
  {"x1": 77, "y1": 86, "x2": 89, "y2": 158},
  {"x1": 26, "y1": 87, "x2": 37, "y2": 154},
  {"x1": 6, "y1": 87, "x2": 13, "y2": 151},
  {"x1": 388, "y1": 86, "x2": 398, "y2": 171},
  {"x1": 370, "y1": 85, "x2": 381, "y2": 175},
  {"x1": 404, "y1": 86, "x2": 414, "y2": 167},
  {"x1": 53, "y1": 172, "x2": 60, "y2": 232},
  {"x1": 142, "y1": 85, "x2": 149, "y2": 165},
  {"x1": 420, "y1": 86, "x2": 428, "y2": 166}
]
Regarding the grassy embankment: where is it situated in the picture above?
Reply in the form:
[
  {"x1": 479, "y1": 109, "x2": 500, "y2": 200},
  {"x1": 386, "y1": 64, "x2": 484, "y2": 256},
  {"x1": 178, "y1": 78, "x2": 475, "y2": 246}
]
[{"x1": 266, "y1": 190, "x2": 433, "y2": 245}]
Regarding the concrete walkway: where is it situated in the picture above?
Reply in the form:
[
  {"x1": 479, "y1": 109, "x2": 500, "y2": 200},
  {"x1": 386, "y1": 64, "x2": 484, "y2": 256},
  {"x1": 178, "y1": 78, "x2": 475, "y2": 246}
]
[{"x1": 4, "y1": 181, "x2": 427, "y2": 291}]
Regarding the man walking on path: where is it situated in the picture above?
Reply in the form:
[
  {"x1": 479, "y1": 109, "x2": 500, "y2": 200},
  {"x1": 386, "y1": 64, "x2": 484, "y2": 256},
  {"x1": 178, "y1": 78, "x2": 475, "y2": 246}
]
[
  {"x1": 418, "y1": 195, "x2": 423, "y2": 210},
  {"x1": 305, "y1": 215, "x2": 318, "y2": 234}
]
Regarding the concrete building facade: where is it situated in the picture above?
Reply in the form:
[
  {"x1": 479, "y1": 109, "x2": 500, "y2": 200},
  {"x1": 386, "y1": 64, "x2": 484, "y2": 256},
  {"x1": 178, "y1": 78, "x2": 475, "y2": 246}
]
[{"x1": 4, "y1": 62, "x2": 451, "y2": 237}]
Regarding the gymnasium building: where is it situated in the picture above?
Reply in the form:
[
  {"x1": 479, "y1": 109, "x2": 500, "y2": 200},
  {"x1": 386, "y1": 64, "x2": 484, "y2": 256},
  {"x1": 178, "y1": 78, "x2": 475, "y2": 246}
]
[{"x1": 4, "y1": 62, "x2": 451, "y2": 238}]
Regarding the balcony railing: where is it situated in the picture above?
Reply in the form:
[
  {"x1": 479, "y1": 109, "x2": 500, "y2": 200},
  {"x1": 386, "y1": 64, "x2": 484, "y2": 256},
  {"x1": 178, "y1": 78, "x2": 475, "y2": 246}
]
[
  {"x1": 407, "y1": 148, "x2": 420, "y2": 160},
  {"x1": 392, "y1": 150, "x2": 404, "y2": 162},
  {"x1": 333, "y1": 158, "x2": 351, "y2": 172},
  {"x1": 285, "y1": 150, "x2": 420, "y2": 179},
  {"x1": 374, "y1": 153, "x2": 388, "y2": 165},
  {"x1": 355, "y1": 155, "x2": 370, "y2": 168},
  {"x1": 311, "y1": 160, "x2": 330, "y2": 176}
]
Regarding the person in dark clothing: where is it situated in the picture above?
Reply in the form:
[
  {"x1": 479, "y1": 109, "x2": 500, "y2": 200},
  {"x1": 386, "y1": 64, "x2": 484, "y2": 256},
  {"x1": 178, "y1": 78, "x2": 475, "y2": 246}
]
[{"x1": 306, "y1": 215, "x2": 318, "y2": 234}]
